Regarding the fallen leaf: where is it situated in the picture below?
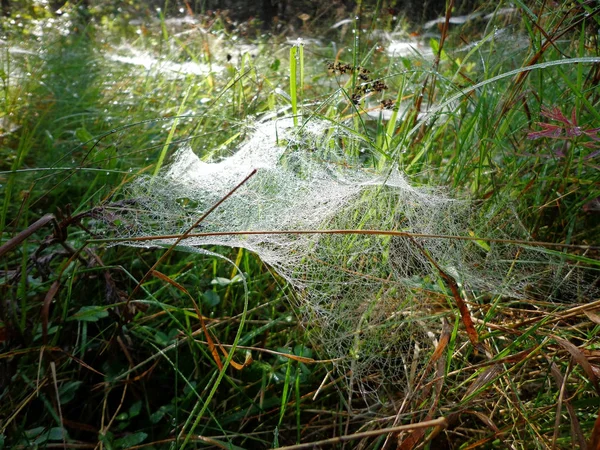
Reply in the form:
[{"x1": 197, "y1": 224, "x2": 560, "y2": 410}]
[
  {"x1": 584, "y1": 309, "x2": 600, "y2": 325},
  {"x1": 463, "y1": 365, "x2": 502, "y2": 401},
  {"x1": 430, "y1": 319, "x2": 451, "y2": 363},
  {"x1": 553, "y1": 335, "x2": 600, "y2": 394},
  {"x1": 408, "y1": 237, "x2": 480, "y2": 348}
]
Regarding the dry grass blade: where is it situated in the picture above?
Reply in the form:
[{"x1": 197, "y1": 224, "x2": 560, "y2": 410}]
[
  {"x1": 462, "y1": 365, "x2": 502, "y2": 401},
  {"x1": 58, "y1": 349, "x2": 105, "y2": 377},
  {"x1": 548, "y1": 360, "x2": 587, "y2": 449},
  {"x1": 190, "y1": 340, "x2": 329, "y2": 364},
  {"x1": 443, "y1": 274, "x2": 480, "y2": 349},
  {"x1": 512, "y1": 297, "x2": 600, "y2": 329},
  {"x1": 552, "y1": 361, "x2": 569, "y2": 449},
  {"x1": 420, "y1": 321, "x2": 451, "y2": 402},
  {"x1": 395, "y1": 320, "x2": 450, "y2": 450},
  {"x1": 41, "y1": 242, "x2": 88, "y2": 343},
  {"x1": 411, "y1": 319, "x2": 451, "y2": 398},
  {"x1": 49, "y1": 361, "x2": 67, "y2": 449},
  {"x1": 116, "y1": 335, "x2": 135, "y2": 368},
  {"x1": 100, "y1": 372, "x2": 130, "y2": 447},
  {"x1": 149, "y1": 270, "x2": 251, "y2": 371},
  {"x1": 94, "y1": 229, "x2": 600, "y2": 251},
  {"x1": 552, "y1": 335, "x2": 600, "y2": 394},
  {"x1": 0, "y1": 377, "x2": 49, "y2": 435},
  {"x1": 428, "y1": 262, "x2": 479, "y2": 348},
  {"x1": 41, "y1": 280, "x2": 60, "y2": 345},
  {"x1": 462, "y1": 409, "x2": 513, "y2": 449},
  {"x1": 397, "y1": 426, "x2": 428, "y2": 450},
  {"x1": 406, "y1": 236, "x2": 481, "y2": 348},
  {"x1": 215, "y1": 344, "x2": 252, "y2": 371},
  {"x1": 431, "y1": 318, "x2": 451, "y2": 363},
  {"x1": 584, "y1": 310, "x2": 600, "y2": 325},
  {"x1": 273, "y1": 417, "x2": 448, "y2": 450}
]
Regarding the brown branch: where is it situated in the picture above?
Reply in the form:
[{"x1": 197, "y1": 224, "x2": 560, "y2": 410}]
[
  {"x1": 272, "y1": 417, "x2": 447, "y2": 450},
  {"x1": 91, "y1": 229, "x2": 600, "y2": 251},
  {"x1": 0, "y1": 214, "x2": 58, "y2": 258},
  {"x1": 127, "y1": 169, "x2": 258, "y2": 302}
]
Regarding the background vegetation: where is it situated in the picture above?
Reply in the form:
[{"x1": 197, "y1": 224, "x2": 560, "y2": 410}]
[{"x1": 1, "y1": 0, "x2": 600, "y2": 449}]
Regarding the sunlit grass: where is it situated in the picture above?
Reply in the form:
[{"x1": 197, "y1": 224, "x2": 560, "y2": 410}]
[{"x1": 1, "y1": 2, "x2": 600, "y2": 449}]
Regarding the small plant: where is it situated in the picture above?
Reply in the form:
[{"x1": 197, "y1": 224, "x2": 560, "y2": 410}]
[
  {"x1": 528, "y1": 105, "x2": 600, "y2": 150},
  {"x1": 327, "y1": 61, "x2": 391, "y2": 106}
]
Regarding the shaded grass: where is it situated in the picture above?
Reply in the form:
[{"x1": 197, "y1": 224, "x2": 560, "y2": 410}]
[{"x1": 1, "y1": 1, "x2": 600, "y2": 449}]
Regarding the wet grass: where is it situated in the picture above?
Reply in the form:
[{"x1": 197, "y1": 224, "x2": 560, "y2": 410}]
[{"x1": 1, "y1": 2, "x2": 600, "y2": 449}]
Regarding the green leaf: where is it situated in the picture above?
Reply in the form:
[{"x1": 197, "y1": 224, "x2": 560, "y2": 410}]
[
  {"x1": 24, "y1": 427, "x2": 45, "y2": 440},
  {"x1": 202, "y1": 290, "x2": 220, "y2": 307},
  {"x1": 155, "y1": 330, "x2": 170, "y2": 346},
  {"x1": 183, "y1": 381, "x2": 197, "y2": 396},
  {"x1": 69, "y1": 306, "x2": 109, "y2": 322},
  {"x1": 46, "y1": 428, "x2": 68, "y2": 442},
  {"x1": 150, "y1": 405, "x2": 173, "y2": 424},
  {"x1": 75, "y1": 127, "x2": 94, "y2": 144},
  {"x1": 468, "y1": 231, "x2": 490, "y2": 251},
  {"x1": 26, "y1": 427, "x2": 68, "y2": 445},
  {"x1": 230, "y1": 274, "x2": 245, "y2": 284},
  {"x1": 429, "y1": 37, "x2": 449, "y2": 61},
  {"x1": 293, "y1": 345, "x2": 312, "y2": 358},
  {"x1": 150, "y1": 410, "x2": 164, "y2": 424},
  {"x1": 209, "y1": 273, "x2": 246, "y2": 287},
  {"x1": 33, "y1": 324, "x2": 59, "y2": 342},
  {"x1": 98, "y1": 431, "x2": 114, "y2": 450},
  {"x1": 430, "y1": 38, "x2": 439, "y2": 53},
  {"x1": 114, "y1": 432, "x2": 147, "y2": 449},
  {"x1": 175, "y1": 197, "x2": 199, "y2": 209},
  {"x1": 211, "y1": 277, "x2": 232, "y2": 286},
  {"x1": 58, "y1": 381, "x2": 83, "y2": 404},
  {"x1": 115, "y1": 412, "x2": 129, "y2": 421},
  {"x1": 129, "y1": 400, "x2": 142, "y2": 418}
]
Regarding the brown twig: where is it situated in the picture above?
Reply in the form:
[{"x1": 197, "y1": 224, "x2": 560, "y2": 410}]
[
  {"x1": 91, "y1": 229, "x2": 600, "y2": 251},
  {"x1": 0, "y1": 214, "x2": 59, "y2": 258},
  {"x1": 272, "y1": 417, "x2": 447, "y2": 450},
  {"x1": 127, "y1": 169, "x2": 257, "y2": 303}
]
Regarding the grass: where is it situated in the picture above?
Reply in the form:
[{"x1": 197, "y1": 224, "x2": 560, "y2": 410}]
[{"x1": 1, "y1": 1, "x2": 600, "y2": 449}]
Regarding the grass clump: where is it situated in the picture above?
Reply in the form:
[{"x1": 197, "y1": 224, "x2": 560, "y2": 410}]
[{"x1": 1, "y1": 1, "x2": 600, "y2": 449}]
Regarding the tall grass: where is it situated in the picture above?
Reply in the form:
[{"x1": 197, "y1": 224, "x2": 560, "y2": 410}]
[{"x1": 1, "y1": 2, "x2": 600, "y2": 449}]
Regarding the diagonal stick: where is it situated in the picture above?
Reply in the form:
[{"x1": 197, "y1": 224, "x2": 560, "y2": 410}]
[
  {"x1": 93, "y1": 229, "x2": 600, "y2": 252},
  {"x1": 127, "y1": 169, "x2": 258, "y2": 302}
]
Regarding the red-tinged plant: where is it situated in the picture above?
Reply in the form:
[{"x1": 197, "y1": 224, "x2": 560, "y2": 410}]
[{"x1": 528, "y1": 106, "x2": 600, "y2": 150}]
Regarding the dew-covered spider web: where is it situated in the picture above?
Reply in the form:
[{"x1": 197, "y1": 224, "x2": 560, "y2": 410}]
[{"x1": 102, "y1": 116, "x2": 591, "y2": 393}]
